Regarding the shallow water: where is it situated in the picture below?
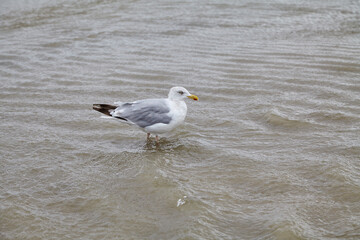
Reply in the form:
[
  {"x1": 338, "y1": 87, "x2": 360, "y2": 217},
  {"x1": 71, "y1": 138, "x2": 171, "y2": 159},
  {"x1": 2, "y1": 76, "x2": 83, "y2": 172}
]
[{"x1": 1, "y1": 0, "x2": 360, "y2": 239}]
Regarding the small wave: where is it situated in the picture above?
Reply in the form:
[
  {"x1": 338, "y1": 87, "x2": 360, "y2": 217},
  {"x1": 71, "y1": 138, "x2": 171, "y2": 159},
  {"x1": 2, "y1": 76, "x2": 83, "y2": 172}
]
[
  {"x1": 308, "y1": 111, "x2": 360, "y2": 125},
  {"x1": 265, "y1": 108, "x2": 314, "y2": 128}
]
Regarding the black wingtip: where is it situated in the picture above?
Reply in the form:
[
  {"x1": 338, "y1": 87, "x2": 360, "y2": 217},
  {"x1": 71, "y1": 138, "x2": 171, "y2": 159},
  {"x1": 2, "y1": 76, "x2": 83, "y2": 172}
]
[
  {"x1": 114, "y1": 116, "x2": 128, "y2": 121},
  {"x1": 92, "y1": 104, "x2": 116, "y2": 116}
]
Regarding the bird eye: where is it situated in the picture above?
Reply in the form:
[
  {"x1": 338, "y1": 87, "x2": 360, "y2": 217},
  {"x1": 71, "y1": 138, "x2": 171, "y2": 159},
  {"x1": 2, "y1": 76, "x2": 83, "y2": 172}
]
[{"x1": 178, "y1": 90, "x2": 184, "y2": 95}]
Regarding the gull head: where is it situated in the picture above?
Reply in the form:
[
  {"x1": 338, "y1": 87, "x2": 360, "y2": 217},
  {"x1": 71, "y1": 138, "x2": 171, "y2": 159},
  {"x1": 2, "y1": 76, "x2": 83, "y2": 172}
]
[{"x1": 168, "y1": 87, "x2": 198, "y2": 101}]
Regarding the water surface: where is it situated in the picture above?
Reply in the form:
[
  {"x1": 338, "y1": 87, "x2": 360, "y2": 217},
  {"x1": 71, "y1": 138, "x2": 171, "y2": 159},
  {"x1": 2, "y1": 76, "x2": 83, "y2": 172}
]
[{"x1": 1, "y1": 0, "x2": 360, "y2": 239}]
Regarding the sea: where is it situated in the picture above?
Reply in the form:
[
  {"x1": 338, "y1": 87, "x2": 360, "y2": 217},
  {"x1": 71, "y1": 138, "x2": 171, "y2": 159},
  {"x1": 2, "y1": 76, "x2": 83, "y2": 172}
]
[{"x1": 1, "y1": 0, "x2": 359, "y2": 239}]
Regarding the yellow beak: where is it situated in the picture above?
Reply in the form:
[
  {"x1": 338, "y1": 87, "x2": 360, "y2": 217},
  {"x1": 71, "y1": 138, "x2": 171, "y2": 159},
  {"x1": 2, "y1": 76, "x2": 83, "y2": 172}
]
[{"x1": 187, "y1": 94, "x2": 199, "y2": 101}]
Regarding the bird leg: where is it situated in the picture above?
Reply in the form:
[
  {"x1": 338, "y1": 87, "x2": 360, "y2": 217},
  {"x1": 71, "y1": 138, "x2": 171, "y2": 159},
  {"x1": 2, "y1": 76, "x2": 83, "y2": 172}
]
[
  {"x1": 155, "y1": 135, "x2": 159, "y2": 142},
  {"x1": 147, "y1": 133, "x2": 151, "y2": 140}
]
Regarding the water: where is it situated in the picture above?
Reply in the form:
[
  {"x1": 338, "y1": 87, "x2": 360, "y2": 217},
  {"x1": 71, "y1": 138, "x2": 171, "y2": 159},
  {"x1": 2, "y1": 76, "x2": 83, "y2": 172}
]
[{"x1": 1, "y1": 0, "x2": 359, "y2": 239}]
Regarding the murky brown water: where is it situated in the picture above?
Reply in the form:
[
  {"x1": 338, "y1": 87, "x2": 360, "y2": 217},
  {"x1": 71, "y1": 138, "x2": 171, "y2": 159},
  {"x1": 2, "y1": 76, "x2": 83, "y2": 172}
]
[{"x1": 1, "y1": 0, "x2": 360, "y2": 239}]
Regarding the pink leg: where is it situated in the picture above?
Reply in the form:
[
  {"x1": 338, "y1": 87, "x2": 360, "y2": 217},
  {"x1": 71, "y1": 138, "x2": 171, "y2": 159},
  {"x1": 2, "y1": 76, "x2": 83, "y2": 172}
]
[
  {"x1": 155, "y1": 135, "x2": 159, "y2": 142},
  {"x1": 147, "y1": 133, "x2": 150, "y2": 139}
]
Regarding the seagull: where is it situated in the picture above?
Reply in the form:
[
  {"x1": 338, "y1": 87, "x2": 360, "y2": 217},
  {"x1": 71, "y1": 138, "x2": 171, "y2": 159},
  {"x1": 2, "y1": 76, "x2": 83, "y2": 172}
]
[{"x1": 93, "y1": 87, "x2": 198, "y2": 142}]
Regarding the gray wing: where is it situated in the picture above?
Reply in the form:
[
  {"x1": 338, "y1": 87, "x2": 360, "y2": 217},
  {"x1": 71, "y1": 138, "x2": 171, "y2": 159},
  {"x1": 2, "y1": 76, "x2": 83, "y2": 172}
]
[{"x1": 111, "y1": 99, "x2": 172, "y2": 128}]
